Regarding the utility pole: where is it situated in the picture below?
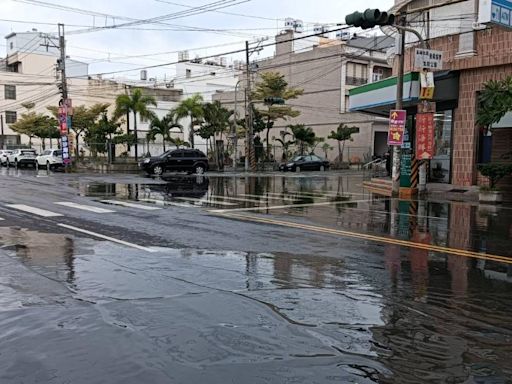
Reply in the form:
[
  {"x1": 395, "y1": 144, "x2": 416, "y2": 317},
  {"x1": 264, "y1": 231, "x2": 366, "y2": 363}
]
[
  {"x1": 1, "y1": 114, "x2": 4, "y2": 150},
  {"x1": 244, "y1": 40, "x2": 255, "y2": 172},
  {"x1": 57, "y1": 23, "x2": 72, "y2": 167},
  {"x1": 391, "y1": 16, "x2": 406, "y2": 196},
  {"x1": 58, "y1": 24, "x2": 67, "y2": 100}
]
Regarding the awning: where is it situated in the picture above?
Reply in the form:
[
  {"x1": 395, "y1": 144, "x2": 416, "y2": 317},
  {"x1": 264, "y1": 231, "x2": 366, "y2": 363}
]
[{"x1": 348, "y1": 71, "x2": 459, "y2": 116}]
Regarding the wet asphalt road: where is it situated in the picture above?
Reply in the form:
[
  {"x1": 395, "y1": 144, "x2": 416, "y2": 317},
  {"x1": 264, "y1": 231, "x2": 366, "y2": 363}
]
[{"x1": 1, "y1": 167, "x2": 512, "y2": 384}]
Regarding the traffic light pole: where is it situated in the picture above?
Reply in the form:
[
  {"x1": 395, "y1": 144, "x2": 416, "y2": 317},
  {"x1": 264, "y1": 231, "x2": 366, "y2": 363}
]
[
  {"x1": 244, "y1": 41, "x2": 257, "y2": 172},
  {"x1": 391, "y1": 17, "x2": 406, "y2": 197}
]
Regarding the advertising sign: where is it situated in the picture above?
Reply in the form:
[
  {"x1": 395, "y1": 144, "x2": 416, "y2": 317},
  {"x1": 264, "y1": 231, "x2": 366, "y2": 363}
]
[
  {"x1": 414, "y1": 48, "x2": 444, "y2": 70},
  {"x1": 420, "y1": 71, "x2": 435, "y2": 100},
  {"x1": 479, "y1": 0, "x2": 512, "y2": 29},
  {"x1": 415, "y1": 113, "x2": 435, "y2": 160},
  {"x1": 388, "y1": 110, "x2": 406, "y2": 146}
]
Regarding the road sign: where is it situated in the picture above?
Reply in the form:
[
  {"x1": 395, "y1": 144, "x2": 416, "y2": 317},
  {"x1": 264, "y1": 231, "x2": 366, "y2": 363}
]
[
  {"x1": 479, "y1": 0, "x2": 512, "y2": 29},
  {"x1": 414, "y1": 48, "x2": 443, "y2": 70},
  {"x1": 415, "y1": 113, "x2": 435, "y2": 160},
  {"x1": 388, "y1": 110, "x2": 406, "y2": 146}
]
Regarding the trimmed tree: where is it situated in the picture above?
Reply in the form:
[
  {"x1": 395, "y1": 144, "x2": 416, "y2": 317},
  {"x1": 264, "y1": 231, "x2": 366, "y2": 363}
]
[{"x1": 252, "y1": 72, "x2": 303, "y2": 159}]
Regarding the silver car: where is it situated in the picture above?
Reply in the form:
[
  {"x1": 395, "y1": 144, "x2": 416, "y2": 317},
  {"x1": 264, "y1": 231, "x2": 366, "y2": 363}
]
[{"x1": 0, "y1": 150, "x2": 13, "y2": 166}]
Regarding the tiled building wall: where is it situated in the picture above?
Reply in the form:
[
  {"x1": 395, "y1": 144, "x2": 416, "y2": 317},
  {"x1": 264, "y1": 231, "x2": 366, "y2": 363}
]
[{"x1": 400, "y1": 27, "x2": 512, "y2": 186}]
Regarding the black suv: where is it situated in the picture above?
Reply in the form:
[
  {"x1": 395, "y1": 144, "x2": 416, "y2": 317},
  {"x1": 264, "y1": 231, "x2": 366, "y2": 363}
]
[{"x1": 140, "y1": 149, "x2": 208, "y2": 176}]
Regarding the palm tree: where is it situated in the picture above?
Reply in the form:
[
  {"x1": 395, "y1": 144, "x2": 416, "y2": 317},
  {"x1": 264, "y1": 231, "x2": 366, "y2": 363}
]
[
  {"x1": 290, "y1": 124, "x2": 316, "y2": 155},
  {"x1": 173, "y1": 94, "x2": 204, "y2": 148},
  {"x1": 168, "y1": 137, "x2": 190, "y2": 149},
  {"x1": 115, "y1": 88, "x2": 157, "y2": 160},
  {"x1": 328, "y1": 124, "x2": 360, "y2": 164},
  {"x1": 147, "y1": 114, "x2": 182, "y2": 152}
]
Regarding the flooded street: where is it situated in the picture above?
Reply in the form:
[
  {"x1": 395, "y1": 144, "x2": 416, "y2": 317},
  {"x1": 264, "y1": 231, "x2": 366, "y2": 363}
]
[{"x1": 1, "y1": 171, "x2": 512, "y2": 383}]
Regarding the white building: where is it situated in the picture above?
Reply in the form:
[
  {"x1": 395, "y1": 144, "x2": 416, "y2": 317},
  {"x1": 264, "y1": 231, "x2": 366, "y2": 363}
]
[{"x1": 0, "y1": 30, "x2": 182, "y2": 156}]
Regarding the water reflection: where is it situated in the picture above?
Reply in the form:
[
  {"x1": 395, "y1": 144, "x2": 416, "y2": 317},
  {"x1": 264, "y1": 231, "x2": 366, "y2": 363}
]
[{"x1": 0, "y1": 227, "x2": 75, "y2": 283}]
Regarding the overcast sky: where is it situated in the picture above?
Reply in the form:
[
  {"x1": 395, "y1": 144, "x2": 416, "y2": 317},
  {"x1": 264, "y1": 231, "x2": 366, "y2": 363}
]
[{"x1": 1, "y1": 0, "x2": 394, "y2": 80}]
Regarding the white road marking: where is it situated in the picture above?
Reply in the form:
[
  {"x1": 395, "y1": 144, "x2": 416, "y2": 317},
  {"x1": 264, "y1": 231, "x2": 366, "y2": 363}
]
[
  {"x1": 209, "y1": 199, "x2": 373, "y2": 213},
  {"x1": 138, "y1": 198, "x2": 194, "y2": 208},
  {"x1": 175, "y1": 197, "x2": 237, "y2": 206},
  {"x1": 262, "y1": 192, "x2": 328, "y2": 200},
  {"x1": 208, "y1": 194, "x2": 263, "y2": 204},
  {"x1": 100, "y1": 200, "x2": 162, "y2": 210},
  {"x1": 237, "y1": 193, "x2": 297, "y2": 202},
  {"x1": 58, "y1": 223, "x2": 157, "y2": 253},
  {"x1": 6, "y1": 204, "x2": 63, "y2": 217},
  {"x1": 55, "y1": 202, "x2": 116, "y2": 213}
]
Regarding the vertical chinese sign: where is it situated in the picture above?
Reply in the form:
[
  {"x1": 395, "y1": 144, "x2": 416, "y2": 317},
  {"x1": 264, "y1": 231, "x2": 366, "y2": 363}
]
[
  {"x1": 58, "y1": 99, "x2": 72, "y2": 165},
  {"x1": 415, "y1": 113, "x2": 435, "y2": 160},
  {"x1": 388, "y1": 110, "x2": 406, "y2": 146}
]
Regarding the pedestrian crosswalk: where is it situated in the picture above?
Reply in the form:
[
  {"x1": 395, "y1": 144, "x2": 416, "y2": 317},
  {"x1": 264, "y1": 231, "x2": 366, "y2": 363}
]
[
  {"x1": 55, "y1": 202, "x2": 116, "y2": 213},
  {"x1": 1, "y1": 190, "x2": 365, "y2": 221},
  {"x1": 6, "y1": 204, "x2": 63, "y2": 217},
  {"x1": 99, "y1": 200, "x2": 162, "y2": 210}
]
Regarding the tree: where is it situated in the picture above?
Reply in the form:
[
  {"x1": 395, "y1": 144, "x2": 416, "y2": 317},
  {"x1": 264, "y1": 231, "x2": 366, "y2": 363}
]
[
  {"x1": 273, "y1": 131, "x2": 295, "y2": 161},
  {"x1": 289, "y1": 124, "x2": 316, "y2": 155},
  {"x1": 48, "y1": 103, "x2": 110, "y2": 159},
  {"x1": 174, "y1": 94, "x2": 204, "y2": 148},
  {"x1": 147, "y1": 114, "x2": 182, "y2": 152},
  {"x1": 85, "y1": 113, "x2": 122, "y2": 157},
  {"x1": 321, "y1": 142, "x2": 333, "y2": 160},
  {"x1": 115, "y1": 89, "x2": 157, "y2": 159},
  {"x1": 328, "y1": 124, "x2": 360, "y2": 163},
  {"x1": 478, "y1": 163, "x2": 512, "y2": 190},
  {"x1": 202, "y1": 101, "x2": 231, "y2": 141},
  {"x1": 10, "y1": 112, "x2": 58, "y2": 148},
  {"x1": 477, "y1": 76, "x2": 512, "y2": 129},
  {"x1": 168, "y1": 137, "x2": 190, "y2": 149},
  {"x1": 252, "y1": 72, "x2": 303, "y2": 158}
]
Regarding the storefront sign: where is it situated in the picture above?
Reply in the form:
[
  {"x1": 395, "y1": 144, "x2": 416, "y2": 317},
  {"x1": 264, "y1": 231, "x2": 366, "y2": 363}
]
[
  {"x1": 416, "y1": 113, "x2": 435, "y2": 160},
  {"x1": 388, "y1": 110, "x2": 406, "y2": 146},
  {"x1": 479, "y1": 0, "x2": 512, "y2": 29},
  {"x1": 414, "y1": 48, "x2": 444, "y2": 70},
  {"x1": 61, "y1": 135, "x2": 71, "y2": 164},
  {"x1": 420, "y1": 71, "x2": 435, "y2": 100}
]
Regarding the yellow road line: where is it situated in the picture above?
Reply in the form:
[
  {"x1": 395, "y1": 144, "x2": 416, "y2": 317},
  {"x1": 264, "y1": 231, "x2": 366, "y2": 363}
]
[{"x1": 213, "y1": 212, "x2": 512, "y2": 265}]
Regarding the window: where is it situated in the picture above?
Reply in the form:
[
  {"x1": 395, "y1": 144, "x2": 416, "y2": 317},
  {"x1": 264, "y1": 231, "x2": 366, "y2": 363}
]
[
  {"x1": 346, "y1": 62, "x2": 368, "y2": 86},
  {"x1": 54, "y1": 150, "x2": 62, "y2": 157},
  {"x1": 184, "y1": 151, "x2": 197, "y2": 158},
  {"x1": 5, "y1": 111, "x2": 17, "y2": 124},
  {"x1": 311, "y1": 155, "x2": 322, "y2": 161},
  {"x1": 9, "y1": 42, "x2": 13, "y2": 50},
  {"x1": 43, "y1": 150, "x2": 51, "y2": 156},
  {"x1": 4, "y1": 85, "x2": 16, "y2": 100},
  {"x1": 186, "y1": 69, "x2": 192, "y2": 78}
]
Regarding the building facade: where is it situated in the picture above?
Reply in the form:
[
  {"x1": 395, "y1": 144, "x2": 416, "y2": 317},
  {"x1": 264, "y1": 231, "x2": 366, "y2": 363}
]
[
  {"x1": 213, "y1": 30, "x2": 394, "y2": 163},
  {"x1": 350, "y1": 0, "x2": 512, "y2": 187}
]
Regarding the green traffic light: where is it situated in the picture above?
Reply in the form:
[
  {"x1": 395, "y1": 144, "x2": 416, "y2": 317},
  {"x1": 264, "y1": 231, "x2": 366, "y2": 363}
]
[{"x1": 345, "y1": 8, "x2": 396, "y2": 29}]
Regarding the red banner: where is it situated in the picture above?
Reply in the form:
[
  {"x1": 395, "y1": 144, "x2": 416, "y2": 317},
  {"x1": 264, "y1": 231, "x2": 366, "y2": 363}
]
[{"x1": 415, "y1": 113, "x2": 435, "y2": 160}]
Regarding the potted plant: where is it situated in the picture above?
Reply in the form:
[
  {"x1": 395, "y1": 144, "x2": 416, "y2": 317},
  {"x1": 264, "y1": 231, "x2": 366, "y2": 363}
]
[{"x1": 477, "y1": 163, "x2": 512, "y2": 203}]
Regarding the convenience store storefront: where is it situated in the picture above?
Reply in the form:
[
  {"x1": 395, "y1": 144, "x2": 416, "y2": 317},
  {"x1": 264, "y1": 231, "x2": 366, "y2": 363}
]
[{"x1": 349, "y1": 71, "x2": 459, "y2": 184}]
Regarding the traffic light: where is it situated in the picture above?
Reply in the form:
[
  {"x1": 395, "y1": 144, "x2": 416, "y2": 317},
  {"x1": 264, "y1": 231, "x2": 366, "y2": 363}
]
[
  {"x1": 345, "y1": 9, "x2": 395, "y2": 29},
  {"x1": 264, "y1": 97, "x2": 285, "y2": 105}
]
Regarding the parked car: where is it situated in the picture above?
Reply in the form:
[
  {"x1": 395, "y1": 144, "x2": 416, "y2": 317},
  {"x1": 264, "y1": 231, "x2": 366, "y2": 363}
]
[
  {"x1": 279, "y1": 154, "x2": 330, "y2": 172},
  {"x1": 36, "y1": 149, "x2": 63, "y2": 170},
  {"x1": 139, "y1": 149, "x2": 209, "y2": 176},
  {"x1": 6, "y1": 149, "x2": 38, "y2": 168},
  {"x1": 0, "y1": 150, "x2": 13, "y2": 166}
]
